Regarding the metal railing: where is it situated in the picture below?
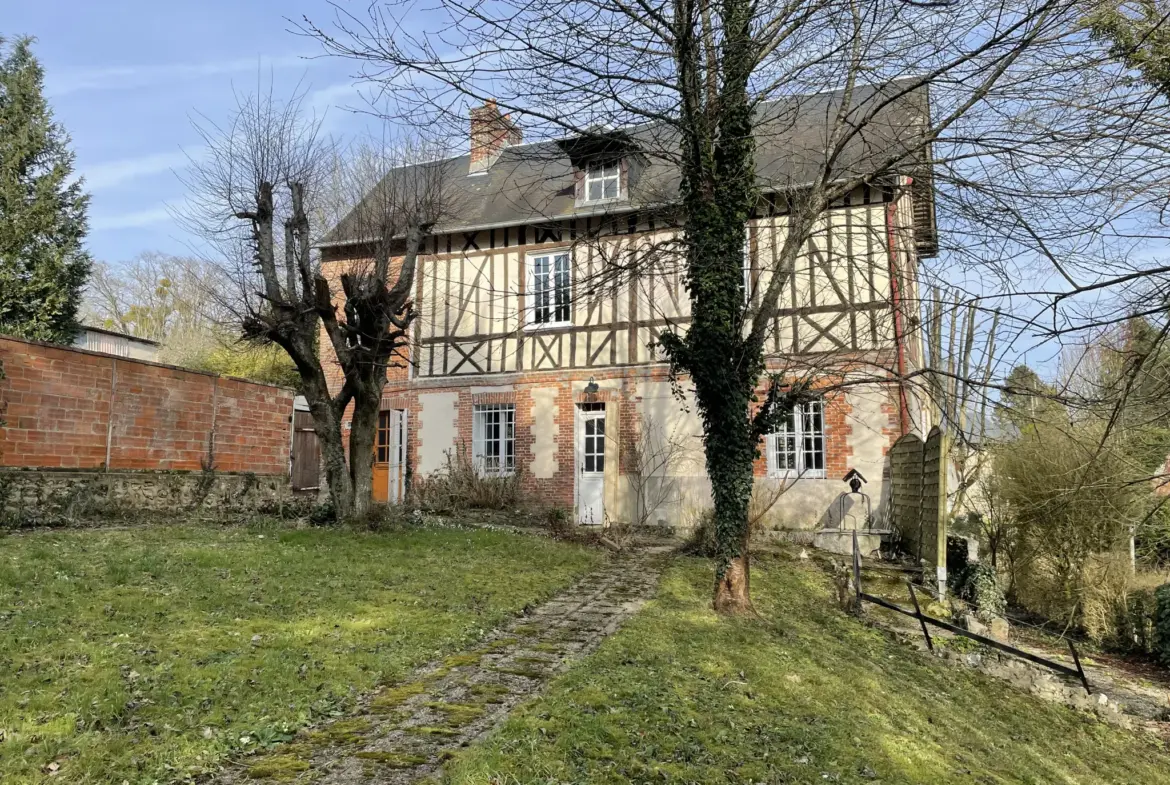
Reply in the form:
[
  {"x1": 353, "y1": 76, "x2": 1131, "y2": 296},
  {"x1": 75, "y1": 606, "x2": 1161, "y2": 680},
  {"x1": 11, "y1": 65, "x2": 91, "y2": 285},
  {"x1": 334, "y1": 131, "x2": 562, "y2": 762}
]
[{"x1": 851, "y1": 530, "x2": 1091, "y2": 695}]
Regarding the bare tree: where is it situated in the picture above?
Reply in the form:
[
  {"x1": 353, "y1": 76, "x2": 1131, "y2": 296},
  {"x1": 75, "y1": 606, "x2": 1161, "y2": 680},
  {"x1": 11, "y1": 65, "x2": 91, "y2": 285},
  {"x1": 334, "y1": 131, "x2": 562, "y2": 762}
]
[
  {"x1": 622, "y1": 415, "x2": 689, "y2": 529},
  {"x1": 299, "y1": 0, "x2": 1170, "y2": 611},
  {"x1": 182, "y1": 87, "x2": 455, "y2": 517},
  {"x1": 85, "y1": 252, "x2": 229, "y2": 343},
  {"x1": 922, "y1": 289, "x2": 1000, "y2": 515}
]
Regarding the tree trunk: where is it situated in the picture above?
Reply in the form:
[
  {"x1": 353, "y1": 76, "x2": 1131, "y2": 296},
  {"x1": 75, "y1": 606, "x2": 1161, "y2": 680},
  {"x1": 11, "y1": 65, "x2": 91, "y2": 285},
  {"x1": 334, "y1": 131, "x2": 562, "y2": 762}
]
[
  {"x1": 705, "y1": 408, "x2": 758, "y2": 614},
  {"x1": 316, "y1": 409, "x2": 354, "y2": 518},
  {"x1": 297, "y1": 369, "x2": 354, "y2": 519},
  {"x1": 348, "y1": 392, "x2": 380, "y2": 517},
  {"x1": 714, "y1": 553, "x2": 752, "y2": 614}
]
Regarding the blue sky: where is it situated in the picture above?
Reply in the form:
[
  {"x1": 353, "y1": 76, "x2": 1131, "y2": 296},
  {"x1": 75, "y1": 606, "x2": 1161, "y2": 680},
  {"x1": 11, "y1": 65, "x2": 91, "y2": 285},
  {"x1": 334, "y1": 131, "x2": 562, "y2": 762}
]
[{"x1": 8, "y1": 0, "x2": 381, "y2": 262}]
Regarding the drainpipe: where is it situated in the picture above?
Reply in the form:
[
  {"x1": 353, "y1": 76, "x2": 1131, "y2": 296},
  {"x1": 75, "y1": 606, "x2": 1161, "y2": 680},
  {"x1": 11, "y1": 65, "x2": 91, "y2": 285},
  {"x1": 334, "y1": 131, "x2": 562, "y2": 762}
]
[{"x1": 886, "y1": 177, "x2": 913, "y2": 436}]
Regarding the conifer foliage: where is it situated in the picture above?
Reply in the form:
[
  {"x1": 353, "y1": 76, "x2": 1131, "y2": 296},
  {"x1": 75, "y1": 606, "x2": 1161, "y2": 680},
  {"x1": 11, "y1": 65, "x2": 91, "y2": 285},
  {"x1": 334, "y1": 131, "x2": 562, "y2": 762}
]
[{"x1": 0, "y1": 36, "x2": 91, "y2": 343}]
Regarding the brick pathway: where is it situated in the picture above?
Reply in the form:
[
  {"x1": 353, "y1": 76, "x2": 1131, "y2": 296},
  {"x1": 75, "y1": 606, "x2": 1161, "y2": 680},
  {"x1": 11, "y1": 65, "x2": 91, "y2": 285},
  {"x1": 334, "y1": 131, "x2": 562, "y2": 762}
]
[{"x1": 220, "y1": 546, "x2": 669, "y2": 784}]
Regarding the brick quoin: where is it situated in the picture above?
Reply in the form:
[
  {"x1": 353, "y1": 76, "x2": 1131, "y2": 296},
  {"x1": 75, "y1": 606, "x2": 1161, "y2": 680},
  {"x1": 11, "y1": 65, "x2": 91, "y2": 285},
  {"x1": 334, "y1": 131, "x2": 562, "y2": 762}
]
[{"x1": 0, "y1": 336, "x2": 293, "y2": 475}]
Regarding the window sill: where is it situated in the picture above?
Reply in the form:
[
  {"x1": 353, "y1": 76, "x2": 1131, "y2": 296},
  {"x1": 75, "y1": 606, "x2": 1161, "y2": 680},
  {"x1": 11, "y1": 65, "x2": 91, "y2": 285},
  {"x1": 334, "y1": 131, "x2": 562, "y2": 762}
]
[
  {"x1": 766, "y1": 471, "x2": 828, "y2": 481},
  {"x1": 576, "y1": 196, "x2": 627, "y2": 208},
  {"x1": 525, "y1": 321, "x2": 574, "y2": 332}
]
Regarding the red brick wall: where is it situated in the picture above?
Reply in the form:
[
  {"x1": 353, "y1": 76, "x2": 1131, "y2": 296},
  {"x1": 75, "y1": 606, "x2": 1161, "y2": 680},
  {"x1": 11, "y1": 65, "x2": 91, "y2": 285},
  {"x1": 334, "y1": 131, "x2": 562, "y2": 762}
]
[{"x1": 0, "y1": 336, "x2": 293, "y2": 475}]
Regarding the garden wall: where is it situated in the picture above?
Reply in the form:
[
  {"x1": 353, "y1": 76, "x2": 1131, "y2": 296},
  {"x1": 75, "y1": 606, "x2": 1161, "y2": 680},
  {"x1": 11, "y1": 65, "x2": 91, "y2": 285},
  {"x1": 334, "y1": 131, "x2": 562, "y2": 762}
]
[{"x1": 0, "y1": 335, "x2": 295, "y2": 515}]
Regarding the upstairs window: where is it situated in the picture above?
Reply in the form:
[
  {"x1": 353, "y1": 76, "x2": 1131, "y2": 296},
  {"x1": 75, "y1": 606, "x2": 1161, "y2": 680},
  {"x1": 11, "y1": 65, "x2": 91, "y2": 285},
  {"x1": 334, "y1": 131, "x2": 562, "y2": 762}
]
[
  {"x1": 529, "y1": 251, "x2": 572, "y2": 327},
  {"x1": 766, "y1": 399, "x2": 825, "y2": 478},
  {"x1": 472, "y1": 403, "x2": 515, "y2": 476},
  {"x1": 584, "y1": 162, "x2": 622, "y2": 202}
]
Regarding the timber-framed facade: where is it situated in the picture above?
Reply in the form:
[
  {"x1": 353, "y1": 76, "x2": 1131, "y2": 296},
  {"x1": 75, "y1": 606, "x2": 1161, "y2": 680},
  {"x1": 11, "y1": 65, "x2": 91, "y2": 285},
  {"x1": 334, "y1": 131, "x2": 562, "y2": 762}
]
[{"x1": 320, "y1": 85, "x2": 933, "y2": 534}]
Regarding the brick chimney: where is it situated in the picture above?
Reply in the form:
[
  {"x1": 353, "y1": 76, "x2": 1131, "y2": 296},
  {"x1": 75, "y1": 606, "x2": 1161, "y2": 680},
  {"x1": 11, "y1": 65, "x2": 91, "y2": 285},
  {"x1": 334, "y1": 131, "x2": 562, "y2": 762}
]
[{"x1": 469, "y1": 99, "x2": 521, "y2": 174}]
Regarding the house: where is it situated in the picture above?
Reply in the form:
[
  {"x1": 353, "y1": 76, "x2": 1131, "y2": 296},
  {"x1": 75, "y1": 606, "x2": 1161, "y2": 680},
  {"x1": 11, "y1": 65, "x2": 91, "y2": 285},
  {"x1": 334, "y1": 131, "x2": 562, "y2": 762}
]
[
  {"x1": 319, "y1": 84, "x2": 935, "y2": 535},
  {"x1": 73, "y1": 324, "x2": 160, "y2": 362}
]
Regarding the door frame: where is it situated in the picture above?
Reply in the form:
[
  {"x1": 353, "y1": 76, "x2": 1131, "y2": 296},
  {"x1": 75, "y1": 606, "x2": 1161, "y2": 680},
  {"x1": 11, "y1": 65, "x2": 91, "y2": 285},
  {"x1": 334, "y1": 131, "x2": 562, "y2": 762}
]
[
  {"x1": 374, "y1": 408, "x2": 408, "y2": 504},
  {"x1": 574, "y1": 402, "x2": 607, "y2": 525}
]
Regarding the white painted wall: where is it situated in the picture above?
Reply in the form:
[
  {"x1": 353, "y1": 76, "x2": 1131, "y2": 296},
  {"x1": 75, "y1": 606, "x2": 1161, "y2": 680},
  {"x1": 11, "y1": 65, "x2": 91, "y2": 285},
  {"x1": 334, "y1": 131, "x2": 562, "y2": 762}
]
[
  {"x1": 417, "y1": 392, "x2": 459, "y2": 475},
  {"x1": 530, "y1": 387, "x2": 560, "y2": 479}
]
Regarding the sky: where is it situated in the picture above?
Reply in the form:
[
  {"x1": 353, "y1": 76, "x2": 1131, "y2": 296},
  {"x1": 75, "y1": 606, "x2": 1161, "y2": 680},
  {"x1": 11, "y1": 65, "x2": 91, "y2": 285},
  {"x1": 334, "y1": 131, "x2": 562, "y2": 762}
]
[{"x1": 8, "y1": 0, "x2": 386, "y2": 263}]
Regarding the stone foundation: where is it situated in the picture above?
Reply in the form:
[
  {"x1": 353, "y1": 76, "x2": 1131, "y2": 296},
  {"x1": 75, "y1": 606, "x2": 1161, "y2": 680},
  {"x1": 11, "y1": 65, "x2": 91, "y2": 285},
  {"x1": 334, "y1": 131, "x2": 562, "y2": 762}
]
[{"x1": 0, "y1": 467, "x2": 292, "y2": 523}]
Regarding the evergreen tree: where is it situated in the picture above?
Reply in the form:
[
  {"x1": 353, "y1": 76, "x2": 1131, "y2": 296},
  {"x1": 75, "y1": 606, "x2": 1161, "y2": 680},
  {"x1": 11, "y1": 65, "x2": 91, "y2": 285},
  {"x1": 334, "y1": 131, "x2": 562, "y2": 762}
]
[
  {"x1": 0, "y1": 36, "x2": 91, "y2": 343},
  {"x1": 1087, "y1": 1, "x2": 1170, "y2": 97}
]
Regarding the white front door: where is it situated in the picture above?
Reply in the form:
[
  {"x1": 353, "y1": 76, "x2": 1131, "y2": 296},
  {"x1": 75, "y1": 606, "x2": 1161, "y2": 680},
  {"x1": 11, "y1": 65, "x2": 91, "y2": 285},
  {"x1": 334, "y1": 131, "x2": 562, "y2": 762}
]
[
  {"x1": 387, "y1": 409, "x2": 406, "y2": 504},
  {"x1": 577, "y1": 407, "x2": 606, "y2": 525}
]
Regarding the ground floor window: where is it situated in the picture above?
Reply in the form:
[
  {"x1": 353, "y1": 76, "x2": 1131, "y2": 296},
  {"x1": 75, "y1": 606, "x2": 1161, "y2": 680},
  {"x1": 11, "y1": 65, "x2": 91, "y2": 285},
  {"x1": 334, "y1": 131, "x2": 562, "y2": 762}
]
[
  {"x1": 376, "y1": 411, "x2": 392, "y2": 463},
  {"x1": 766, "y1": 399, "x2": 825, "y2": 478},
  {"x1": 472, "y1": 403, "x2": 515, "y2": 475}
]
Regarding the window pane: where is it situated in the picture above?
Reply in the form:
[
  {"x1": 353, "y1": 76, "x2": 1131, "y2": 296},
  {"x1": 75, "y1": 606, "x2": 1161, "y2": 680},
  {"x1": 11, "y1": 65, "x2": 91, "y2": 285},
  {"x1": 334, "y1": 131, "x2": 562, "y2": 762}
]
[
  {"x1": 554, "y1": 254, "x2": 571, "y2": 322},
  {"x1": 474, "y1": 404, "x2": 516, "y2": 475},
  {"x1": 802, "y1": 401, "x2": 825, "y2": 472},
  {"x1": 603, "y1": 177, "x2": 618, "y2": 199},
  {"x1": 588, "y1": 179, "x2": 602, "y2": 201},
  {"x1": 585, "y1": 454, "x2": 595, "y2": 472},
  {"x1": 596, "y1": 454, "x2": 605, "y2": 472}
]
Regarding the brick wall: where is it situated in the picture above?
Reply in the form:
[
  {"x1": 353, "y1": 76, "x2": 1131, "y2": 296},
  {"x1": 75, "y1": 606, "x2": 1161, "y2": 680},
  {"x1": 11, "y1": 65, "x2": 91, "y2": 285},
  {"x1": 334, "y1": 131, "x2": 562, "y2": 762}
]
[{"x1": 0, "y1": 336, "x2": 293, "y2": 476}]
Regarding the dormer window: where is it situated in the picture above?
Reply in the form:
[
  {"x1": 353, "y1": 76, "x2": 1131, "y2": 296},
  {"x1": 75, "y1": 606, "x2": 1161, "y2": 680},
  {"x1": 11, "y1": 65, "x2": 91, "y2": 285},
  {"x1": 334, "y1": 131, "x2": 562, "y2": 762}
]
[{"x1": 584, "y1": 162, "x2": 622, "y2": 202}]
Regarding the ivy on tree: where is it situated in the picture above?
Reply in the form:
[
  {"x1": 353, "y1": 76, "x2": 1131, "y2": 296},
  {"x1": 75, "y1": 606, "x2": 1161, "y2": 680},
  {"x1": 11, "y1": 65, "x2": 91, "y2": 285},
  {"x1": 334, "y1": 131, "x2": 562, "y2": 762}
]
[{"x1": 0, "y1": 36, "x2": 91, "y2": 344}]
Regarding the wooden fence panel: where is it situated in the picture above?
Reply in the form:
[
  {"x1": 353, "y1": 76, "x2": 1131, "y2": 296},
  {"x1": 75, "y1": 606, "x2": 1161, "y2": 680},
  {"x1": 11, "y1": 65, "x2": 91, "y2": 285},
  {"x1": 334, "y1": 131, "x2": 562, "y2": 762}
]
[{"x1": 888, "y1": 427, "x2": 948, "y2": 584}]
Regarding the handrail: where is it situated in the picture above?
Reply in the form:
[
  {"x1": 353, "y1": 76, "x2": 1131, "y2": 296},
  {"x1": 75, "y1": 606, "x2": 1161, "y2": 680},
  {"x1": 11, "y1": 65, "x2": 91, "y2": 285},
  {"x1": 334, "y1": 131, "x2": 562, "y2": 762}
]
[{"x1": 851, "y1": 530, "x2": 1090, "y2": 694}]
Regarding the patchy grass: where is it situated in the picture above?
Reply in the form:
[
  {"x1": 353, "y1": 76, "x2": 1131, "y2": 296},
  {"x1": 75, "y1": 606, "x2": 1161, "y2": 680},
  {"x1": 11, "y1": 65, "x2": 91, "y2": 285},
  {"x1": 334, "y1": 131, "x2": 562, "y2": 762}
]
[
  {"x1": 0, "y1": 519, "x2": 602, "y2": 784},
  {"x1": 444, "y1": 554, "x2": 1170, "y2": 785}
]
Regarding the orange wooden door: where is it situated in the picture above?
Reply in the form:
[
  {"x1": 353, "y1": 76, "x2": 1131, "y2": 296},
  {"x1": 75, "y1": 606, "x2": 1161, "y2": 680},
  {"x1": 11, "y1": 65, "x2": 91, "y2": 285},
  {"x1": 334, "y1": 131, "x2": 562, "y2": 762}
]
[{"x1": 373, "y1": 411, "x2": 391, "y2": 503}]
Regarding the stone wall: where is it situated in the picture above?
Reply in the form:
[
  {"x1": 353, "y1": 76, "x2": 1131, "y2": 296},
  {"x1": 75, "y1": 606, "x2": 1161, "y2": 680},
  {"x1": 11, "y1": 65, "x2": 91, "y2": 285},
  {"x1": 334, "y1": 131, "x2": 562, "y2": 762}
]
[
  {"x1": 0, "y1": 335, "x2": 296, "y2": 520},
  {"x1": 0, "y1": 468, "x2": 292, "y2": 523}
]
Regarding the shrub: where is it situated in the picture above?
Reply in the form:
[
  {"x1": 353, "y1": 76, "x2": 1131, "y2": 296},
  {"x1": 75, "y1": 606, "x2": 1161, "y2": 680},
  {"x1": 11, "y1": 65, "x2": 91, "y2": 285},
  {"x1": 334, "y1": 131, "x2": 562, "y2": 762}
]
[
  {"x1": 543, "y1": 506, "x2": 574, "y2": 538},
  {"x1": 955, "y1": 563, "x2": 1007, "y2": 620},
  {"x1": 992, "y1": 421, "x2": 1142, "y2": 628},
  {"x1": 308, "y1": 501, "x2": 336, "y2": 526},
  {"x1": 1156, "y1": 584, "x2": 1170, "y2": 666},
  {"x1": 681, "y1": 509, "x2": 718, "y2": 557},
  {"x1": 1105, "y1": 587, "x2": 1158, "y2": 656},
  {"x1": 408, "y1": 449, "x2": 522, "y2": 512}
]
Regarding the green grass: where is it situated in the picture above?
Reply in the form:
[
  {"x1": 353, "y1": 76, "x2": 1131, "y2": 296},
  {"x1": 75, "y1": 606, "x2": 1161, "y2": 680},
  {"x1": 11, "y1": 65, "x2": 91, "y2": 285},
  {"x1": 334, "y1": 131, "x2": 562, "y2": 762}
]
[
  {"x1": 0, "y1": 520, "x2": 602, "y2": 784},
  {"x1": 444, "y1": 554, "x2": 1170, "y2": 785}
]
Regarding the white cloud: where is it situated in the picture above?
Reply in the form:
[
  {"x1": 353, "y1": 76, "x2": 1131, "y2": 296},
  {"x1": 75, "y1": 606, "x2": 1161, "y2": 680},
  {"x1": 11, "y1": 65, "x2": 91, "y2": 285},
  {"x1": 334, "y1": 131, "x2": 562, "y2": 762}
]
[
  {"x1": 90, "y1": 206, "x2": 174, "y2": 231},
  {"x1": 82, "y1": 151, "x2": 193, "y2": 191},
  {"x1": 49, "y1": 54, "x2": 313, "y2": 96}
]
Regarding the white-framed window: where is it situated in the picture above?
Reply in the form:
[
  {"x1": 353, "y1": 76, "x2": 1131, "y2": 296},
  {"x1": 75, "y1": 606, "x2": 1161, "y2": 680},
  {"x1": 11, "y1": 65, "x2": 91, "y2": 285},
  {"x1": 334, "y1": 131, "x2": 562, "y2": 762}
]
[
  {"x1": 766, "y1": 399, "x2": 826, "y2": 478},
  {"x1": 528, "y1": 250, "x2": 572, "y2": 327},
  {"x1": 583, "y1": 162, "x2": 622, "y2": 203},
  {"x1": 472, "y1": 403, "x2": 515, "y2": 476}
]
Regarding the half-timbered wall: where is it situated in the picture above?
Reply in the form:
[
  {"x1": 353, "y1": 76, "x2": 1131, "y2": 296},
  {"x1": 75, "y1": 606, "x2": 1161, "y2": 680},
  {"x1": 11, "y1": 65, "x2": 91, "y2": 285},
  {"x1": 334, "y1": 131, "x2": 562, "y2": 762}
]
[{"x1": 414, "y1": 184, "x2": 899, "y2": 379}]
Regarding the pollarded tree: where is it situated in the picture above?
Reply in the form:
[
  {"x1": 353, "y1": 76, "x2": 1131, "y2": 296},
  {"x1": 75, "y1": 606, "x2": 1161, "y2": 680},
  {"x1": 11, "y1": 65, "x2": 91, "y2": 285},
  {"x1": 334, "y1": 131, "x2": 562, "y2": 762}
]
[
  {"x1": 183, "y1": 89, "x2": 456, "y2": 518},
  {"x1": 0, "y1": 36, "x2": 91, "y2": 343},
  {"x1": 303, "y1": 0, "x2": 1170, "y2": 612}
]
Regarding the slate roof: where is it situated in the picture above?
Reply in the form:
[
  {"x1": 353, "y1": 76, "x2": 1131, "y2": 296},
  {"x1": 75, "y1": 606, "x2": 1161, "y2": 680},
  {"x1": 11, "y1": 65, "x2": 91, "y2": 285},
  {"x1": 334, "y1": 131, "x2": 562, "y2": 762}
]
[{"x1": 320, "y1": 80, "x2": 933, "y2": 249}]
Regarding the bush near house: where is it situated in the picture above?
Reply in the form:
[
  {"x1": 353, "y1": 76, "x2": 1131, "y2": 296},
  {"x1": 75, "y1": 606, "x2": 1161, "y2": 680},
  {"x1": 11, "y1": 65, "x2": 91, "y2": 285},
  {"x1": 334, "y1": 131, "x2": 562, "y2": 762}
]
[{"x1": 0, "y1": 518, "x2": 602, "y2": 784}]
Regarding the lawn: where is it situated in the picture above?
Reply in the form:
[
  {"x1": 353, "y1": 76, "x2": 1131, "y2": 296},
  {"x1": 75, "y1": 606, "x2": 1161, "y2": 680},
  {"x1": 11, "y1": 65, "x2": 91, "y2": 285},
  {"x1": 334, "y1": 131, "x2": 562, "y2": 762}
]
[
  {"x1": 444, "y1": 553, "x2": 1170, "y2": 785},
  {"x1": 0, "y1": 519, "x2": 603, "y2": 784}
]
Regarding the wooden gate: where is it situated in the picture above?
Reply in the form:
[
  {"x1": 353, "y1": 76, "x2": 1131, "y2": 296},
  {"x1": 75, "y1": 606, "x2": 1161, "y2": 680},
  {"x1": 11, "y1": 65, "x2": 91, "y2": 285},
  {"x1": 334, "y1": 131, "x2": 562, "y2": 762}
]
[{"x1": 290, "y1": 410, "x2": 321, "y2": 492}]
